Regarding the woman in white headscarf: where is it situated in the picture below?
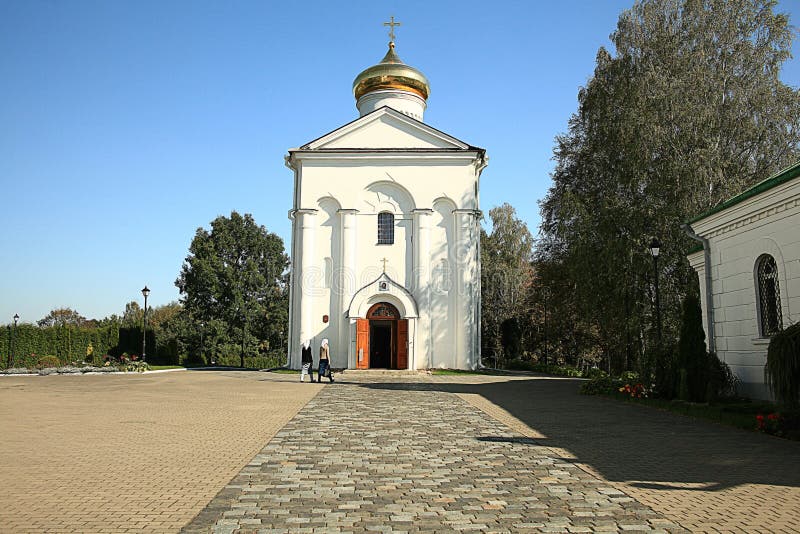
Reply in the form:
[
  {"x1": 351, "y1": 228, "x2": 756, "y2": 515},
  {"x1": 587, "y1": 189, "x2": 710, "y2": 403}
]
[
  {"x1": 318, "y1": 338, "x2": 334, "y2": 383},
  {"x1": 300, "y1": 340, "x2": 314, "y2": 382}
]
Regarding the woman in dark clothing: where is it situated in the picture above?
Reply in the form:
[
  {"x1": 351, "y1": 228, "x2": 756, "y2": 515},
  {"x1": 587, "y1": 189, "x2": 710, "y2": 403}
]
[
  {"x1": 300, "y1": 340, "x2": 314, "y2": 382},
  {"x1": 318, "y1": 338, "x2": 334, "y2": 383}
]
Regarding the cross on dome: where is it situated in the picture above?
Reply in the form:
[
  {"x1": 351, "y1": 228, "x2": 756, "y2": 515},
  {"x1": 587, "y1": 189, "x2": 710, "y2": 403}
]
[{"x1": 384, "y1": 16, "x2": 401, "y2": 44}]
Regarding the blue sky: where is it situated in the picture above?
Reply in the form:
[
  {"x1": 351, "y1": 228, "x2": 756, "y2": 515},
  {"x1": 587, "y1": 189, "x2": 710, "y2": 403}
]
[{"x1": 2, "y1": 0, "x2": 800, "y2": 323}]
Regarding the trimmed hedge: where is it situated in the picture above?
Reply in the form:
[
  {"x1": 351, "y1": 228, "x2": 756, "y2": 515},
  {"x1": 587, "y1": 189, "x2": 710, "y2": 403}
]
[
  {"x1": 0, "y1": 322, "x2": 175, "y2": 369},
  {"x1": 0, "y1": 323, "x2": 120, "y2": 368}
]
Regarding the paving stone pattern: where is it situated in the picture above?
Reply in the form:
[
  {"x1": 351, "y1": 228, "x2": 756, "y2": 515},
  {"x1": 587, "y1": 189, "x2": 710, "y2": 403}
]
[
  {"x1": 185, "y1": 380, "x2": 686, "y2": 533},
  {"x1": 0, "y1": 371, "x2": 319, "y2": 533}
]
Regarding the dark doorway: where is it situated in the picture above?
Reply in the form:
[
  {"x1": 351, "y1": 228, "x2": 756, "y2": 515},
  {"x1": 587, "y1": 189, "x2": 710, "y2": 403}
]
[{"x1": 370, "y1": 321, "x2": 392, "y2": 368}]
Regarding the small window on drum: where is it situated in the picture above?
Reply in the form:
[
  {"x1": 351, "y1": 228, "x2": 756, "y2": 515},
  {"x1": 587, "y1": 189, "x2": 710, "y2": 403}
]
[
  {"x1": 377, "y1": 212, "x2": 394, "y2": 244},
  {"x1": 756, "y1": 254, "x2": 783, "y2": 336}
]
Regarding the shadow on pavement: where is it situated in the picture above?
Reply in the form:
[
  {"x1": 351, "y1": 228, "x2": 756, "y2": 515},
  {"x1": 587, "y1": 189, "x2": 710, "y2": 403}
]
[{"x1": 355, "y1": 377, "x2": 800, "y2": 492}]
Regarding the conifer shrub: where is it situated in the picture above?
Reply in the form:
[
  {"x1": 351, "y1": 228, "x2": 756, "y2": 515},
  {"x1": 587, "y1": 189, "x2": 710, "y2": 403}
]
[
  {"x1": 765, "y1": 322, "x2": 800, "y2": 408},
  {"x1": 677, "y1": 294, "x2": 709, "y2": 402}
]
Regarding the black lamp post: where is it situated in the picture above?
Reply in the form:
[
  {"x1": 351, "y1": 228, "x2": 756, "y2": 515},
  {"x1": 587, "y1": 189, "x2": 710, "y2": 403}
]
[
  {"x1": 648, "y1": 238, "x2": 662, "y2": 344},
  {"x1": 199, "y1": 321, "x2": 205, "y2": 364},
  {"x1": 10, "y1": 313, "x2": 19, "y2": 368},
  {"x1": 542, "y1": 289, "x2": 550, "y2": 367},
  {"x1": 141, "y1": 286, "x2": 150, "y2": 362},
  {"x1": 240, "y1": 312, "x2": 246, "y2": 368}
]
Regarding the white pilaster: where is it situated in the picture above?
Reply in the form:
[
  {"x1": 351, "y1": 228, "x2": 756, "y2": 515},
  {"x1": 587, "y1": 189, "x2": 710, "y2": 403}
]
[
  {"x1": 297, "y1": 209, "x2": 318, "y2": 348},
  {"x1": 413, "y1": 208, "x2": 433, "y2": 369},
  {"x1": 338, "y1": 209, "x2": 359, "y2": 368},
  {"x1": 454, "y1": 209, "x2": 478, "y2": 369}
]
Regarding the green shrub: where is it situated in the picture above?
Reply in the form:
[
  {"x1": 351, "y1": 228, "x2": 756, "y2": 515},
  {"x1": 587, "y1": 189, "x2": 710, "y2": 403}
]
[
  {"x1": 708, "y1": 352, "x2": 738, "y2": 401},
  {"x1": 36, "y1": 355, "x2": 61, "y2": 369},
  {"x1": 182, "y1": 351, "x2": 206, "y2": 367},
  {"x1": 585, "y1": 368, "x2": 608, "y2": 380},
  {"x1": 213, "y1": 353, "x2": 283, "y2": 369},
  {"x1": 580, "y1": 375, "x2": 622, "y2": 395},
  {"x1": 620, "y1": 370, "x2": 640, "y2": 383},
  {"x1": 765, "y1": 322, "x2": 800, "y2": 408},
  {"x1": 507, "y1": 359, "x2": 536, "y2": 372}
]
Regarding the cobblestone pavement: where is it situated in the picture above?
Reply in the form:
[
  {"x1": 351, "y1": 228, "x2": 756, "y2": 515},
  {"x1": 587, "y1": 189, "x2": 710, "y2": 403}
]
[
  {"x1": 4, "y1": 371, "x2": 799, "y2": 533},
  {"x1": 433, "y1": 375, "x2": 800, "y2": 533},
  {"x1": 184, "y1": 375, "x2": 685, "y2": 533},
  {"x1": 0, "y1": 370, "x2": 319, "y2": 533}
]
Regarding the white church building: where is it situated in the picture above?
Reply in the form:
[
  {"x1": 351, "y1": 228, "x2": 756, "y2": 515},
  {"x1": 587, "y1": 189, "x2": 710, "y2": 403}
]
[
  {"x1": 285, "y1": 32, "x2": 487, "y2": 371},
  {"x1": 685, "y1": 161, "x2": 800, "y2": 399}
]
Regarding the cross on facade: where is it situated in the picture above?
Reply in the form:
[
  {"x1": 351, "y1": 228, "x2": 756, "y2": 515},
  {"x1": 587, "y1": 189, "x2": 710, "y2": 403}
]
[
  {"x1": 384, "y1": 16, "x2": 401, "y2": 43},
  {"x1": 381, "y1": 257, "x2": 389, "y2": 272}
]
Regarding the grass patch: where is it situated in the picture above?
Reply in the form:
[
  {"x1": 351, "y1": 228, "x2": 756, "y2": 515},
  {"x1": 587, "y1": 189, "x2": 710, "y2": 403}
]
[{"x1": 147, "y1": 365, "x2": 186, "y2": 371}]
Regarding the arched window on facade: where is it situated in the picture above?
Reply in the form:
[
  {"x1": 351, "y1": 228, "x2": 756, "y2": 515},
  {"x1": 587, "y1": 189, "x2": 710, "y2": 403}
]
[
  {"x1": 377, "y1": 212, "x2": 394, "y2": 244},
  {"x1": 756, "y1": 254, "x2": 783, "y2": 336}
]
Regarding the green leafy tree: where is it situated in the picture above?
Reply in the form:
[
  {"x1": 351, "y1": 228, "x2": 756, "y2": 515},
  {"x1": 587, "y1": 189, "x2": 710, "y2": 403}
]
[
  {"x1": 37, "y1": 308, "x2": 88, "y2": 328},
  {"x1": 539, "y1": 0, "x2": 800, "y2": 383},
  {"x1": 121, "y1": 301, "x2": 144, "y2": 328},
  {"x1": 175, "y1": 211, "x2": 289, "y2": 367},
  {"x1": 481, "y1": 203, "x2": 534, "y2": 367}
]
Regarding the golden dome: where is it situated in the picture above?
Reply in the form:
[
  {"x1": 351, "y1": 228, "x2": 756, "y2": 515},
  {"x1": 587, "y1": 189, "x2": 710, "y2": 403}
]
[{"x1": 352, "y1": 42, "x2": 430, "y2": 101}]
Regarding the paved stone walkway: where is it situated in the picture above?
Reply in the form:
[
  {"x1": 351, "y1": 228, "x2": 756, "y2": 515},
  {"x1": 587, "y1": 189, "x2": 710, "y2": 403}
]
[
  {"x1": 184, "y1": 377, "x2": 685, "y2": 533},
  {"x1": 434, "y1": 375, "x2": 800, "y2": 533},
  {"x1": 3, "y1": 371, "x2": 799, "y2": 532},
  {"x1": 0, "y1": 370, "x2": 318, "y2": 533}
]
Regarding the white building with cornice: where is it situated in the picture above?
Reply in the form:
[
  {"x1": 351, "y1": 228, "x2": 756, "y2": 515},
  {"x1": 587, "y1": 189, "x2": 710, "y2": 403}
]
[
  {"x1": 285, "y1": 36, "x2": 487, "y2": 371},
  {"x1": 685, "y1": 162, "x2": 800, "y2": 399}
]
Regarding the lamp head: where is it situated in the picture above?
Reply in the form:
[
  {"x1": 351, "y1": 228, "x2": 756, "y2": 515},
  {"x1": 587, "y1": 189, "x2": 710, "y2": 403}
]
[
  {"x1": 141, "y1": 286, "x2": 151, "y2": 298},
  {"x1": 649, "y1": 237, "x2": 661, "y2": 258},
  {"x1": 13, "y1": 313, "x2": 19, "y2": 323}
]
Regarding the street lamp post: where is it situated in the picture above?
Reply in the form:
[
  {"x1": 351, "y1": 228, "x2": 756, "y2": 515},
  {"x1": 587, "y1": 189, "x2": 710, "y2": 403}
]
[
  {"x1": 649, "y1": 238, "x2": 665, "y2": 392},
  {"x1": 141, "y1": 286, "x2": 150, "y2": 363},
  {"x1": 648, "y1": 238, "x2": 662, "y2": 344},
  {"x1": 240, "y1": 313, "x2": 246, "y2": 368},
  {"x1": 543, "y1": 289, "x2": 550, "y2": 367},
  {"x1": 10, "y1": 314, "x2": 19, "y2": 368}
]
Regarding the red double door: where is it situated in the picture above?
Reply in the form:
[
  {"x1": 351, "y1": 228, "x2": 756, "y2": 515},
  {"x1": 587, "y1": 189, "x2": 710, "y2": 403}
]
[{"x1": 356, "y1": 302, "x2": 408, "y2": 369}]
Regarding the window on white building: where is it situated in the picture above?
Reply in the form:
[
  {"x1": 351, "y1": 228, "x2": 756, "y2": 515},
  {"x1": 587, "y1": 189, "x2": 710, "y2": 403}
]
[
  {"x1": 756, "y1": 254, "x2": 783, "y2": 336},
  {"x1": 377, "y1": 212, "x2": 394, "y2": 244}
]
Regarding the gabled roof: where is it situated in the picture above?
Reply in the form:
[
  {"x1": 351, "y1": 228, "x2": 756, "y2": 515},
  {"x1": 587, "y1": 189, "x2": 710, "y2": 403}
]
[
  {"x1": 688, "y1": 159, "x2": 800, "y2": 224},
  {"x1": 292, "y1": 106, "x2": 484, "y2": 153}
]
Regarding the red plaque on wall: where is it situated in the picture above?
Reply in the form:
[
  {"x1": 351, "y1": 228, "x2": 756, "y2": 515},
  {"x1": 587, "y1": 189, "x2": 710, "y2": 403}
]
[{"x1": 322, "y1": 315, "x2": 329, "y2": 323}]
